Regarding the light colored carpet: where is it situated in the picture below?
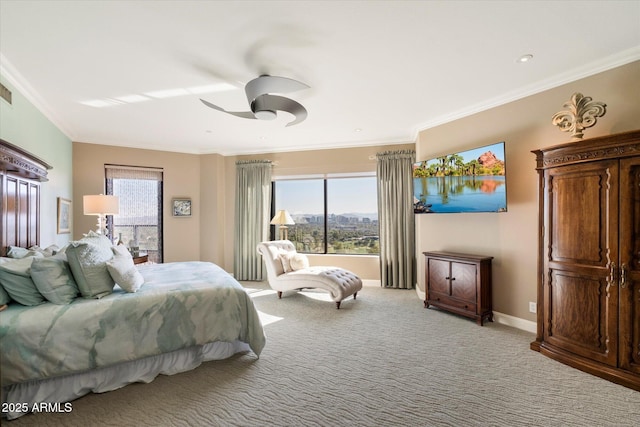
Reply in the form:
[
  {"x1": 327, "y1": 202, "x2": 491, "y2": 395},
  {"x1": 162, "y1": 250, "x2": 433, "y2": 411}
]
[{"x1": 8, "y1": 282, "x2": 640, "y2": 426}]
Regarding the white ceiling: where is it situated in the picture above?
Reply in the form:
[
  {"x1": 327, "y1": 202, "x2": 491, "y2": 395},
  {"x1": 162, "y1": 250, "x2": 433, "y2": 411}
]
[{"x1": 1, "y1": 1, "x2": 639, "y2": 155}]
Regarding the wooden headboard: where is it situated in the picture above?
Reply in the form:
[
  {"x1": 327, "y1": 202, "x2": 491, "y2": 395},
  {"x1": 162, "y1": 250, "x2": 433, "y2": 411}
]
[{"x1": 0, "y1": 139, "x2": 52, "y2": 256}]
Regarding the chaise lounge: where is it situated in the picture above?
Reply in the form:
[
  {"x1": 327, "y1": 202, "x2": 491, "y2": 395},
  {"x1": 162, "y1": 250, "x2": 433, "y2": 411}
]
[{"x1": 257, "y1": 240, "x2": 362, "y2": 309}]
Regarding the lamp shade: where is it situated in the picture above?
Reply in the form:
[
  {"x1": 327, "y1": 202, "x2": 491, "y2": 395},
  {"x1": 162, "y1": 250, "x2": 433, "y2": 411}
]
[
  {"x1": 270, "y1": 209, "x2": 294, "y2": 225},
  {"x1": 83, "y1": 195, "x2": 119, "y2": 215}
]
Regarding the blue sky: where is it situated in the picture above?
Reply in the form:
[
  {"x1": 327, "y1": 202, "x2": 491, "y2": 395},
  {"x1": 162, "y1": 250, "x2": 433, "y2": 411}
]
[
  {"x1": 276, "y1": 177, "x2": 378, "y2": 216},
  {"x1": 422, "y1": 142, "x2": 505, "y2": 165}
]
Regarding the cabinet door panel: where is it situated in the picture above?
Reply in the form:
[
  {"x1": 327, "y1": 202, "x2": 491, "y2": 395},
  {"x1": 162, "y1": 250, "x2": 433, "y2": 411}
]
[
  {"x1": 543, "y1": 160, "x2": 618, "y2": 366},
  {"x1": 619, "y1": 156, "x2": 640, "y2": 374},
  {"x1": 451, "y1": 262, "x2": 477, "y2": 303},
  {"x1": 546, "y1": 269, "x2": 615, "y2": 365},
  {"x1": 548, "y1": 164, "x2": 613, "y2": 267},
  {"x1": 428, "y1": 259, "x2": 450, "y2": 294}
]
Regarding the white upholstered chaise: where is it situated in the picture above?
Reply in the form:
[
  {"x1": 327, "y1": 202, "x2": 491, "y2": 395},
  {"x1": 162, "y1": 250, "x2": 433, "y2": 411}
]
[{"x1": 257, "y1": 240, "x2": 362, "y2": 309}]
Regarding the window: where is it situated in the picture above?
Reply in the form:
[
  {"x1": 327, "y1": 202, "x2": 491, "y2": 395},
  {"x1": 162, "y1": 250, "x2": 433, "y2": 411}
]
[
  {"x1": 106, "y1": 165, "x2": 163, "y2": 263},
  {"x1": 272, "y1": 176, "x2": 378, "y2": 254}
]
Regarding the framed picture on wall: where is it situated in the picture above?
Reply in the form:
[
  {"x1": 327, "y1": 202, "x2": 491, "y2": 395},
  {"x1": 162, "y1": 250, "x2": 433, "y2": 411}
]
[
  {"x1": 57, "y1": 197, "x2": 71, "y2": 234},
  {"x1": 172, "y1": 198, "x2": 192, "y2": 217}
]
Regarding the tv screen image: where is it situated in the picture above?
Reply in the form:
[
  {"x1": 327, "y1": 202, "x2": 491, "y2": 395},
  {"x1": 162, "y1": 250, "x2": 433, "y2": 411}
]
[{"x1": 413, "y1": 141, "x2": 507, "y2": 214}]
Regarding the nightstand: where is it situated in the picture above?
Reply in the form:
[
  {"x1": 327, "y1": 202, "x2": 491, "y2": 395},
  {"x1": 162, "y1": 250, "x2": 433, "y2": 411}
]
[{"x1": 133, "y1": 254, "x2": 148, "y2": 265}]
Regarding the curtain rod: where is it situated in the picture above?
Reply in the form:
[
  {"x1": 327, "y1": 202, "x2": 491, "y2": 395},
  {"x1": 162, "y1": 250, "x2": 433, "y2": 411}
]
[{"x1": 104, "y1": 164, "x2": 164, "y2": 172}]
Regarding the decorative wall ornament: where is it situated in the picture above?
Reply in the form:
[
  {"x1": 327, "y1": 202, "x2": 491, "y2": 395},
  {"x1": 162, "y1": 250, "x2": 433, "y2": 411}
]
[{"x1": 551, "y1": 92, "x2": 606, "y2": 139}]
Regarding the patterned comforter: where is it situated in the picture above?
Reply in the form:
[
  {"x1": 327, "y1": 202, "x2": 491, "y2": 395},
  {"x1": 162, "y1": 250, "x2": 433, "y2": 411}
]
[{"x1": 0, "y1": 261, "x2": 266, "y2": 386}]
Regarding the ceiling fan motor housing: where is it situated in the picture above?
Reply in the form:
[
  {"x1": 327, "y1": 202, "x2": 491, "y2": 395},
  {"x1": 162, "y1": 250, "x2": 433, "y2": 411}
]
[{"x1": 252, "y1": 96, "x2": 277, "y2": 120}]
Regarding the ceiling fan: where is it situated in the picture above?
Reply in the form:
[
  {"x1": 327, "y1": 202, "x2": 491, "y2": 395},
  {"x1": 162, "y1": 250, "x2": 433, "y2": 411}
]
[{"x1": 200, "y1": 75, "x2": 309, "y2": 127}]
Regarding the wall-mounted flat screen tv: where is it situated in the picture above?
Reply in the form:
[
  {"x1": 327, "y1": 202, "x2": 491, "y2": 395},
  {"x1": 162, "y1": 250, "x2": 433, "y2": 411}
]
[{"x1": 413, "y1": 141, "x2": 507, "y2": 214}]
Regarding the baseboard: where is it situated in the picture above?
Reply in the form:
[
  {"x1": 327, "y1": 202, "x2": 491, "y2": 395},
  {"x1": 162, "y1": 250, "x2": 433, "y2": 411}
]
[
  {"x1": 414, "y1": 287, "x2": 536, "y2": 333},
  {"x1": 492, "y1": 311, "x2": 537, "y2": 333},
  {"x1": 362, "y1": 279, "x2": 381, "y2": 287}
]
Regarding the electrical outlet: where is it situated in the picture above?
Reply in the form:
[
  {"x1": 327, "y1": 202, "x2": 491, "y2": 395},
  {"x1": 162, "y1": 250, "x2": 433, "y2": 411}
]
[{"x1": 529, "y1": 301, "x2": 537, "y2": 314}]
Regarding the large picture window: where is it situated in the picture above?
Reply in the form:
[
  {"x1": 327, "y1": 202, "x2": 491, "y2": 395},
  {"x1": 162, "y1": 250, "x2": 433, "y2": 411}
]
[{"x1": 272, "y1": 176, "x2": 378, "y2": 254}]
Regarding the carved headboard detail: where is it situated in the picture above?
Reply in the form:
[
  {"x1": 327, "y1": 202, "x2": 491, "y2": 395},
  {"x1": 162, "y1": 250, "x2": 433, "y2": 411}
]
[{"x1": 0, "y1": 139, "x2": 53, "y2": 256}]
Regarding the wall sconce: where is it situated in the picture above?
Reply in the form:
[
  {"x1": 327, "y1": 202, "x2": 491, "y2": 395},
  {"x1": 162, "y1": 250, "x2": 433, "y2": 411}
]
[{"x1": 83, "y1": 194, "x2": 119, "y2": 235}]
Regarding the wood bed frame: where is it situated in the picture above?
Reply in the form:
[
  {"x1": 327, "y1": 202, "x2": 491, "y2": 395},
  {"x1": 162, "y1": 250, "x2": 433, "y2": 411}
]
[{"x1": 0, "y1": 139, "x2": 52, "y2": 257}]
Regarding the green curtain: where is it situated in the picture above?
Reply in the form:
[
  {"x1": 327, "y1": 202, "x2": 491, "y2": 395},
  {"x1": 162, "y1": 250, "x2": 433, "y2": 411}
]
[
  {"x1": 376, "y1": 150, "x2": 416, "y2": 289},
  {"x1": 234, "y1": 160, "x2": 272, "y2": 281}
]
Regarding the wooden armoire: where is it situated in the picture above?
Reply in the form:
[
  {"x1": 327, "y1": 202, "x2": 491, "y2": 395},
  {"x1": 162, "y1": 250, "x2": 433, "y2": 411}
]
[{"x1": 531, "y1": 129, "x2": 640, "y2": 391}]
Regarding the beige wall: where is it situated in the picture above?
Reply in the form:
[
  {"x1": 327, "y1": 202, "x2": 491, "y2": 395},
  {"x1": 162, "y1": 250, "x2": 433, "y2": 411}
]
[
  {"x1": 415, "y1": 60, "x2": 640, "y2": 322},
  {"x1": 199, "y1": 153, "x2": 228, "y2": 265},
  {"x1": 222, "y1": 143, "x2": 415, "y2": 279},
  {"x1": 73, "y1": 143, "x2": 201, "y2": 262}
]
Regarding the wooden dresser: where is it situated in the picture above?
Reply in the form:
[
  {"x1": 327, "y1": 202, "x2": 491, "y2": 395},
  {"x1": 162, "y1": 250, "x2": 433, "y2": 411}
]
[
  {"x1": 423, "y1": 251, "x2": 493, "y2": 326},
  {"x1": 531, "y1": 129, "x2": 640, "y2": 391}
]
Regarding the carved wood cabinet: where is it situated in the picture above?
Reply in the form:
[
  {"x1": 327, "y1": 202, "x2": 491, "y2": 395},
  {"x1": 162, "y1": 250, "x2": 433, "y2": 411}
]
[
  {"x1": 423, "y1": 251, "x2": 493, "y2": 326},
  {"x1": 531, "y1": 130, "x2": 640, "y2": 391}
]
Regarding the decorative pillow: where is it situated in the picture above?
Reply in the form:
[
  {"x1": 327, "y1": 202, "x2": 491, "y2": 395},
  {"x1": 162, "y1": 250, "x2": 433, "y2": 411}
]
[
  {"x1": 30, "y1": 257, "x2": 79, "y2": 304},
  {"x1": 290, "y1": 253, "x2": 309, "y2": 271},
  {"x1": 112, "y1": 245, "x2": 133, "y2": 258},
  {"x1": 278, "y1": 252, "x2": 294, "y2": 273},
  {"x1": 6, "y1": 246, "x2": 29, "y2": 259},
  {"x1": 65, "y1": 241, "x2": 115, "y2": 299},
  {"x1": 0, "y1": 257, "x2": 45, "y2": 306},
  {"x1": 0, "y1": 284, "x2": 11, "y2": 305},
  {"x1": 29, "y1": 245, "x2": 60, "y2": 257},
  {"x1": 106, "y1": 255, "x2": 144, "y2": 293},
  {"x1": 81, "y1": 231, "x2": 114, "y2": 253},
  {"x1": 7, "y1": 246, "x2": 45, "y2": 259}
]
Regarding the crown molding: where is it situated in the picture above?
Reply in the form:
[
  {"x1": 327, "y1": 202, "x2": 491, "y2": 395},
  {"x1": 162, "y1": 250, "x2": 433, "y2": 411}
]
[
  {"x1": 0, "y1": 53, "x2": 75, "y2": 140},
  {"x1": 412, "y1": 46, "x2": 640, "y2": 141}
]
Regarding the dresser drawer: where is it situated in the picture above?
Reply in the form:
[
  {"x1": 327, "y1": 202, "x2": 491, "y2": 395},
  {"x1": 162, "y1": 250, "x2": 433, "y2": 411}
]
[{"x1": 428, "y1": 292, "x2": 477, "y2": 314}]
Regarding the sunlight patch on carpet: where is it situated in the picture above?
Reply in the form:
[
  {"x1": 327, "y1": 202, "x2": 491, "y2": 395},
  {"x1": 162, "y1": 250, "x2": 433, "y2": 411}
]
[{"x1": 257, "y1": 310, "x2": 283, "y2": 326}]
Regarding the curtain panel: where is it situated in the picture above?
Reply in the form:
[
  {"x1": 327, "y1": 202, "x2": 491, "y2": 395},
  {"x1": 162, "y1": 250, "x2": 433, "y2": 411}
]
[
  {"x1": 376, "y1": 150, "x2": 416, "y2": 289},
  {"x1": 234, "y1": 160, "x2": 272, "y2": 280}
]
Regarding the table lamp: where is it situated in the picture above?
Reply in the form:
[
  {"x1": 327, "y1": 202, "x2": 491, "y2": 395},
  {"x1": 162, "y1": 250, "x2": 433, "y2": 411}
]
[
  {"x1": 270, "y1": 209, "x2": 295, "y2": 240},
  {"x1": 83, "y1": 194, "x2": 119, "y2": 235}
]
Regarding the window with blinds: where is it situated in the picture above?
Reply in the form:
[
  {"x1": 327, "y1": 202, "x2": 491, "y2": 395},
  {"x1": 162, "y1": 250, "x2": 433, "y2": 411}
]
[{"x1": 105, "y1": 165, "x2": 163, "y2": 263}]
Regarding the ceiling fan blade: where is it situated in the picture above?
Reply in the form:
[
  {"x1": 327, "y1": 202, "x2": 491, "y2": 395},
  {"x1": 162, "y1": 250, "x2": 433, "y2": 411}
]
[
  {"x1": 245, "y1": 75, "x2": 309, "y2": 104},
  {"x1": 255, "y1": 94, "x2": 308, "y2": 127},
  {"x1": 200, "y1": 99, "x2": 256, "y2": 120}
]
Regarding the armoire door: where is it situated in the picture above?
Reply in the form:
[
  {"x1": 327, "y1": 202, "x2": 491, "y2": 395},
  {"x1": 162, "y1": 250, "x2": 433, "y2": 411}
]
[
  {"x1": 619, "y1": 156, "x2": 640, "y2": 374},
  {"x1": 543, "y1": 159, "x2": 619, "y2": 366}
]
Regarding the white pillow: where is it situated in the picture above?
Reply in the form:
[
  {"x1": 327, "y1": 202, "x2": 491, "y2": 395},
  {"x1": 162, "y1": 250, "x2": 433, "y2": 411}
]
[
  {"x1": 278, "y1": 252, "x2": 294, "y2": 273},
  {"x1": 106, "y1": 255, "x2": 144, "y2": 293},
  {"x1": 112, "y1": 245, "x2": 132, "y2": 258},
  {"x1": 7, "y1": 246, "x2": 44, "y2": 259},
  {"x1": 290, "y1": 253, "x2": 309, "y2": 271},
  {"x1": 29, "y1": 245, "x2": 60, "y2": 257}
]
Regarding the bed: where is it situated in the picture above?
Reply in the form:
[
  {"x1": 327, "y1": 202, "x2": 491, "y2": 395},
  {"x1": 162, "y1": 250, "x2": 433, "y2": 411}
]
[{"x1": 0, "y1": 140, "x2": 266, "y2": 420}]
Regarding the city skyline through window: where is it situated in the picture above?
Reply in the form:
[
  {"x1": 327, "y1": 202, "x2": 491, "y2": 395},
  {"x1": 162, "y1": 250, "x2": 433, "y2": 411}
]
[{"x1": 273, "y1": 176, "x2": 379, "y2": 254}]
